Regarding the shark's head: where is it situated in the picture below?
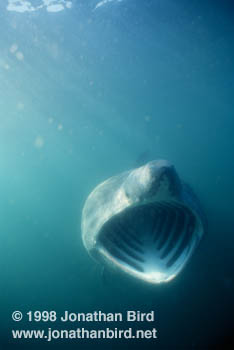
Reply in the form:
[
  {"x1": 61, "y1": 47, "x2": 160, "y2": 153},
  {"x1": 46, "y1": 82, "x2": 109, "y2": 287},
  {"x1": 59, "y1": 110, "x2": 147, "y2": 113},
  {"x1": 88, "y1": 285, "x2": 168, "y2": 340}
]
[{"x1": 82, "y1": 160, "x2": 205, "y2": 284}]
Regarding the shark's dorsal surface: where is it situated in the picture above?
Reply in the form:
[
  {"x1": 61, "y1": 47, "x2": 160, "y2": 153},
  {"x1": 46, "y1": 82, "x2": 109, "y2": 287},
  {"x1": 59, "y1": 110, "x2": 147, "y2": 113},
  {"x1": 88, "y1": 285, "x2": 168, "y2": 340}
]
[{"x1": 81, "y1": 160, "x2": 206, "y2": 284}]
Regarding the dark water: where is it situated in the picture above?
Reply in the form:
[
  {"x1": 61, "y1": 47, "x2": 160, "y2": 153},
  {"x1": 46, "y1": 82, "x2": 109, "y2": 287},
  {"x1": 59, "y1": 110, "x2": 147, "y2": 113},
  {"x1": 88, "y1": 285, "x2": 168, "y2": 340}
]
[{"x1": 0, "y1": 1, "x2": 234, "y2": 349}]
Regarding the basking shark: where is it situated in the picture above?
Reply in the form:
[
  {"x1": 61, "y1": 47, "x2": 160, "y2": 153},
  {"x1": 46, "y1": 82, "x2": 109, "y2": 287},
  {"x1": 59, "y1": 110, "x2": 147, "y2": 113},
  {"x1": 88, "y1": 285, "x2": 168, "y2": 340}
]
[{"x1": 81, "y1": 160, "x2": 206, "y2": 284}]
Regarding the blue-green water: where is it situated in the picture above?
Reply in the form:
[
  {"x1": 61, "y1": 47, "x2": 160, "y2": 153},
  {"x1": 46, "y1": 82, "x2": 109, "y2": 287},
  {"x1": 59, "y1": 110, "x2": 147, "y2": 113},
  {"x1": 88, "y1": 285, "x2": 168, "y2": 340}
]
[{"x1": 0, "y1": 1, "x2": 234, "y2": 349}]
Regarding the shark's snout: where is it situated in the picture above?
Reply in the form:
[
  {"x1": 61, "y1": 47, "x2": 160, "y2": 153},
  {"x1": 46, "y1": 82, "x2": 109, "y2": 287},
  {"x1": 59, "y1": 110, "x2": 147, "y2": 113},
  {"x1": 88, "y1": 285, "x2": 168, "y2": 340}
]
[{"x1": 124, "y1": 160, "x2": 182, "y2": 202}]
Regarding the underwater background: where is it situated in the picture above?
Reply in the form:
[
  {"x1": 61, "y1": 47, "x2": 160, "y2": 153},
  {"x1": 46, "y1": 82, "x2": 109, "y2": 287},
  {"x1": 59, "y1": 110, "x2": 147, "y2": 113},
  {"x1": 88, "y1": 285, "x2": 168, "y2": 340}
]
[{"x1": 0, "y1": 0, "x2": 234, "y2": 349}]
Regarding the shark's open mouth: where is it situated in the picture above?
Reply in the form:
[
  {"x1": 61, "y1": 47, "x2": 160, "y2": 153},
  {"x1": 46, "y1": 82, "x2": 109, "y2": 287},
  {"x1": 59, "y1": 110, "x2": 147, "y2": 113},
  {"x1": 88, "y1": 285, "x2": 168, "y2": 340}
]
[{"x1": 97, "y1": 201, "x2": 202, "y2": 283}]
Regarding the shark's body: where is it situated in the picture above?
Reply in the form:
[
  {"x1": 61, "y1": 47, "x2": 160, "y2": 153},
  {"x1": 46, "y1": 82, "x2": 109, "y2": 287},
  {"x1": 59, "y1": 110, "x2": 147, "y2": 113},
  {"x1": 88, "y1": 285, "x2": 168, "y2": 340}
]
[{"x1": 81, "y1": 160, "x2": 206, "y2": 284}]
